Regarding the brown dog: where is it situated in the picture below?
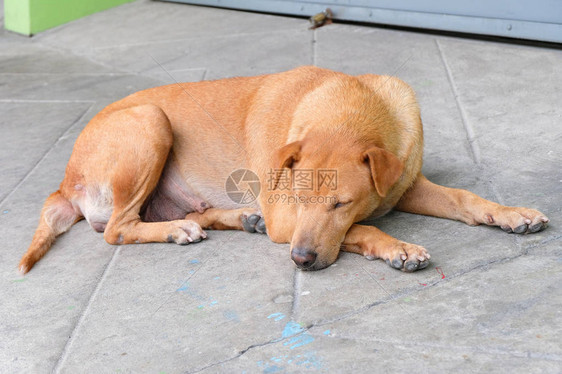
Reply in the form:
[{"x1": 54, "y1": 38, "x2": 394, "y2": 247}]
[{"x1": 19, "y1": 66, "x2": 549, "y2": 274}]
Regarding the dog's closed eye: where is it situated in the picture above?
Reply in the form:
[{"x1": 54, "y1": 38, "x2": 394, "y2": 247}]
[{"x1": 334, "y1": 201, "x2": 352, "y2": 209}]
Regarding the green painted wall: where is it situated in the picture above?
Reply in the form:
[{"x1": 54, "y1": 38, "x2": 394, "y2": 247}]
[{"x1": 5, "y1": 0, "x2": 136, "y2": 36}]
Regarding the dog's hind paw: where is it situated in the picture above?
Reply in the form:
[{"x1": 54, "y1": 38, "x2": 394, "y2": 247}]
[
  {"x1": 381, "y1": 242, "x2": 430, "y2": 272},
  {"x1": 241, "y1": 213, "x2": 266, "y2": 234},
  {"x1": 167, "y1": 220, "x2": 207, "y2": 245}
]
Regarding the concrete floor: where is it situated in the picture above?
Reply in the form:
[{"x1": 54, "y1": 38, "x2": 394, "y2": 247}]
[{"x1": 1, "y1": 0, "x2": 561, "y2": 373}]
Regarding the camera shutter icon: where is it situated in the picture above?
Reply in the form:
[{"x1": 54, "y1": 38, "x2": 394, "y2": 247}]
[{"x1": 225, "y1": 169, "x2": 261, "y2": 204}]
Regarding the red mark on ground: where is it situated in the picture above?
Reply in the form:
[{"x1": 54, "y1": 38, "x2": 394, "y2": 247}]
[
  {"x1": 435, "y1": 267, "x2": 445, "y2": 279},
  {"x1": 418, "y1": 282, "x2": 427, "y2": 286}
]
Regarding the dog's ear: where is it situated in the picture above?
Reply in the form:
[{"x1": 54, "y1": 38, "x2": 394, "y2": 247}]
[
  {"x1": 362, "y1": 147, "x2": 404, "y2": 197},
  {"x1": 275, "y1": 141, "x2": 302, "y2": 169},
  {"x1": 270, "y1": 141, "x2": 302, "y2": 191}
]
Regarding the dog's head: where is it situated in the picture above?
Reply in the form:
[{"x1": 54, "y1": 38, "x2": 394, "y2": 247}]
[{"x1": 272, "y1": 137, "x2": 404, "y2": 270}]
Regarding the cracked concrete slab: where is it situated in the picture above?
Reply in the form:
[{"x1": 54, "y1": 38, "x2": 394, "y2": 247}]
[
  {"x1": 436, "y1": 38, "x2": 562, "y2": 242},
  {"x1": 55, "y1": 232, "x2": 296, "y2": 373},
  {"x1": 0, "y1": 47, "x2": 117, "y2": 75},
  {"x1": 141, "y1": 67, "x2": 207, "y2": 85},
  {"x1": 1, "y1": 0, "x2": 560, "y2": 373},
  {"x1": 295, "y1": 210, "x2": 531, "y2": 326},
  {"x1": 0, "y1": 73, "x2": 160, "y2": 102},
  {"x1": 214, "y1": 247, "x2": 562, "y2": 373},
  {"x1": 88, "y1": 29, "x2": 314, "y2": 80},
  {"x1": 218, "y1": 326, "x2": 560, "y2": 374},
  {"x1": 0, "y1": 102, "x2": 91, "y2": 202},
  {"x1": 0, "y1": 134, "x2": 116, "y2": 373},
  {"x1": 34, "y1": 0, "x2": 305, "y2": 54}
]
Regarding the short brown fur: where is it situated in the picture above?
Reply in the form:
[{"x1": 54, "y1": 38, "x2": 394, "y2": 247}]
[{"x1": 19, "y1": 66, "x2": 549, "y2": 273}]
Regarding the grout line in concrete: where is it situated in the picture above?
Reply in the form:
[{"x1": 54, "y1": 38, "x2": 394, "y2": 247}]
[
  {"x1": 195, "y1": 288, "x2": 562, "y2": 374},
  {"x1": 435, "y1": 39, "x2": 481, "y2": 165},
  {"x1": 35, "y1": 41, "x2": 133, "y2": 76},
  {"x1": 312, "y1": 29, "x2": 317, "y2": 66},
  {"x1": 190, "y1": 331, "x2": 298, "y2": 374},
  {"x1": 291, "y1": 269, "x2": 303, "y2": 321},
  {"x1": 541, "y1": 233, "x2": 562, "y2": 245},
  {"x1": 52, "y1": 247, "x2": 121, "y2": 373},
  {"x1": 315, "y1": 331, "x2": 562, "y2": 361},
  {"x1": 191, "y1": 242, "x2": 559, "y2": 373},
  {"x1": 191, "y1": 310, "x2": 318, "y2": 373},
  {"x1": 136, "y1": 52, "x2": 207, "y2": 76},
  {"x1": 87, "y1": 28, "x2": 307, "y2": 51},
  {"x1": 434, "y1": 42, "x2": 521, "y2": 252},
  {"x1": 312, "y1": 248, "x2": 531, "y2": 331},
  {"x1": 191, "y1": 339, "x2": 278, "y2": 373},
  {"x1": 0, "y1": 103, "x2": 94, "y2": 209},
  {"x1": 523, "y1": 233, "x2": 562, "y2": 253}
]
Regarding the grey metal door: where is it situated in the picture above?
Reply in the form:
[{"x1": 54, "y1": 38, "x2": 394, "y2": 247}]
[{"x1": 163, "y1": 0, "x2": 562, "y2": 43}]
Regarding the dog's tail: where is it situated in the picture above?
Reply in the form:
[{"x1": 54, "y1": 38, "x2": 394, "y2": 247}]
[{"x1": 19, "y1": 190, "x2": 80, "y2": 274}]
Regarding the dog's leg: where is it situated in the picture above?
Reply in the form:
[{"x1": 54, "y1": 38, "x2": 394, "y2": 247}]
[
  {"x1": 185, "y1": 208, "x2": 266, "y2": 234},
  {"x1": 396, "y1": 174, "x2": 549, "y2": 233},
  {"x1": 88, "y1": 105, "x2": 206, "y2": 246},
  {"x1": 342, "y1": 224, "x2": 430, "y2": 272}
]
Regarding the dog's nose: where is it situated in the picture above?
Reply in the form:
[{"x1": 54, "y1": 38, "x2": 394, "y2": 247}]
[{"x1": 291, "y1": 247, "x2": 317, "y2": 269}]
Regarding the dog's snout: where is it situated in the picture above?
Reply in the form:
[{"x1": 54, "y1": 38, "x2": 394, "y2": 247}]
[{"x1": 291, "y1": 247, "x2": 317, "y2": 269}]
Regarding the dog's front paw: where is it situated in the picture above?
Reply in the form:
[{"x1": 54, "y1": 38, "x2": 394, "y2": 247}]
[
  {"x1": 168, "y1": 220, "x2": 207, "y2": 244},
  {"x1": 367, "y1": 241, "x2": 430, "y2": 272},
  {"x1": 491, "y1": 207, "x2": 549, "y2": 234},
  {"x1": 241, "y1": 212, "x2": 266, "y2": 234}
]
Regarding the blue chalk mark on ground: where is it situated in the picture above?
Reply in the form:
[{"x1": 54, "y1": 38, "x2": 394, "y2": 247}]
[
  {"x1": 267, "y1": 313, "x2": 286, "y2": 321},
  {"x1": 294, "y1": 351, "x2": 322, "y2": 369},
  {"x1": 281, "y1": 321, "x2": 303, "y2": 338},
  {"x1": 223, "y1": 310, "x2": 240, "y2": 322},
  {"x1": 284, "y1": 334, "x2": 315, "y2": 349},
  {"x1": 258, "y1": 360, "x2": 284, "y2": 373},
  {"x1": 258, "y1": 351, "x2": 322, "y2": 372},
  {"x1": 258, "y1": 361, "x2": 284, "y2": 373},
  {"x1": 263, "y1": 366, "x2": 283, "y2": 374},
  {"x1": 176, "y1": 281, "x2": 218, "y2": 309},
  {"x1": 189, "y1": 259, "x2": 200, "y2": 264},
  {"x1": 257, "y1": 315, "x2": 322, "y2": 372},
  {"x1": 282, "y1": 322, "x2": 314, "y2": 349}
]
